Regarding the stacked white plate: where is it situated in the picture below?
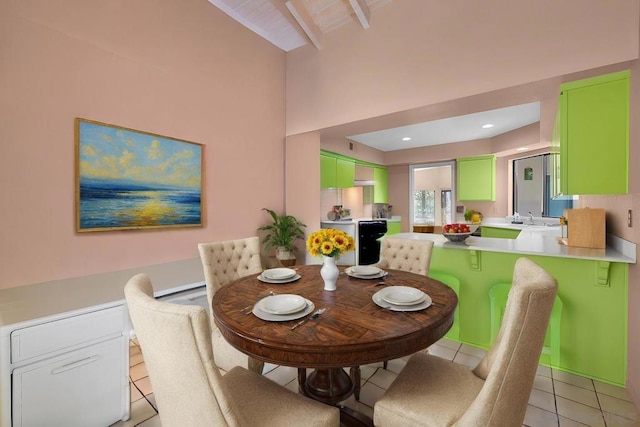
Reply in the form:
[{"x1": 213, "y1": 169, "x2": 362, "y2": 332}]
[
  {"x1": 252, "y1": 294, "x2": 314, "y2": 321},
  {"x1": 257, "y1": 268, "x2": 301, "y2": 284},
  {"x1": 345, "y1": 265, "x2": 388, "y2": 279},
  {"x1": 373, "y1": 286, "x2": 432, "y2": 311}
]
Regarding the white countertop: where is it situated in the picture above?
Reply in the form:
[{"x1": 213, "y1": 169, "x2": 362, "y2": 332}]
[
  {"x1": 391, "y1": 232, "x2": 636, "y2": 264},
  {"x1": 0, "y1": 258, "x2": 205, "y2": 328},
  {"x1": 321, "y1": 216, "x2": 401, "y2": 225}
]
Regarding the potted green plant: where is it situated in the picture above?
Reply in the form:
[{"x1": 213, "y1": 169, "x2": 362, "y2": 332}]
[{"x1": 258, "y1": 208, "x2": 306, "y2": 265}]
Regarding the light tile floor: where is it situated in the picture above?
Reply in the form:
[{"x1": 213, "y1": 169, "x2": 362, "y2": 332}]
[{"x1": 111, "y1": 338, "x2": 640, "y2": 427}]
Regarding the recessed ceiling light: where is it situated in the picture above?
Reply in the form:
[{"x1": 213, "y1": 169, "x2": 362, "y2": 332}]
[
  {"x1": 402, "y1": 137, "x2": 411, "y2": 141},
  {"x1": 516, "y1": 147, "x2": 529, "y2": 151},
  {"x1": 482, "y1": 124, "x2": 494, "y2": 129}
]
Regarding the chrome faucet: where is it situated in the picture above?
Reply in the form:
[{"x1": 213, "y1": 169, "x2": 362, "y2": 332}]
[{"x1": 527, "y1": 212, "x2": 535, "y2": 225}]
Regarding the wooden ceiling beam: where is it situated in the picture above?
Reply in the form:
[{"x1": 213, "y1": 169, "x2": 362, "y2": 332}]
[
  {"x1": 349, "y1": 0, "x2": 371, "y2": 29},
  {"x1": 285, "y1": 0, "x2": 323, "y2": 49}
]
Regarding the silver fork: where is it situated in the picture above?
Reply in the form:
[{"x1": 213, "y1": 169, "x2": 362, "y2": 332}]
[
  {"x1": 242, "y1": 291, "x2": 274, "y2": 314},
  {"x1": 291, "y1": 308, "x2": 326, "y2": 330}
]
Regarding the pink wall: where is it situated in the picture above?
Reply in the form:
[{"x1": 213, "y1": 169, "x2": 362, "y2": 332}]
[
  {"x1": 320, "y1": 138, "x2": 385, "y2": 166},
  {"x1": 0, "y1": 0, "x2": 287, "y2": 288},
  {"x1": 286, "y1": 0, "x2": 639, "y2": 135},
  {"x1": 285, "y1": 132, "x2": 321, "y2": 265}
]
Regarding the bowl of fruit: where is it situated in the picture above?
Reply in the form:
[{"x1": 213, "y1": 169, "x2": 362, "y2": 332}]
[{"x1": 442, "y1": 223, "x2": 474, "y2": 242}]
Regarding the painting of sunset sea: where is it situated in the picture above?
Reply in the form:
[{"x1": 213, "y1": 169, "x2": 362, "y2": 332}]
[{"x1": 76, "y1": 119, "x2": 204, "y2": 232}]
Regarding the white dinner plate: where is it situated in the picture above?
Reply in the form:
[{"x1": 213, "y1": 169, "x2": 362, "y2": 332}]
[
  {"x1": 345, "y1": 267, "x2": 388, "y2": 280},
  {"x1": 351, "y1": 265, "x2": 381, "y2": 276},
  {"x1": 379, "y1": 286, "x2": 428, "y2": 306},
  {"x1": 372, "y1": 290, "x2": 432, "y2": 312},
  {"x1": 262, "y1": 268, "x2": 296, "y2": 280},
  {"x1": 257, "y1": 273, "x2": 301, "y2": 284},
  {"x1": 253, "y1": 299, "x2": 315, "y2": 321},
  {"x1": 257, "y1": 294, "x2": 307, "y2": 315}
]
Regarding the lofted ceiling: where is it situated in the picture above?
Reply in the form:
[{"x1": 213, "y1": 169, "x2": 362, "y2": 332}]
[
  {"x1": 208, "y1": 0, "x2": 392, "y2": 51},
  {"x1": 208, "y1": 0, "x2": 541, "y2": 152}
]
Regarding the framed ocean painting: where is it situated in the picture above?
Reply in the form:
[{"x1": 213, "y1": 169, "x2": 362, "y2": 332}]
[{"x1": 75, "y1": 118, "x2": 204, "y2": 232}]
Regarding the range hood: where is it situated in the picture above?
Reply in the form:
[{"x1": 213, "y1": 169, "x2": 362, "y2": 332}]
[{"x1": 353, "y1": 180, "x2": 375, "y2": 187}]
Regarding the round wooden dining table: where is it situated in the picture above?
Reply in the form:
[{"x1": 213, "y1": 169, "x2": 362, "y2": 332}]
[{"x1": 212, "y1": 264, "x2": 457, "y2": 426}]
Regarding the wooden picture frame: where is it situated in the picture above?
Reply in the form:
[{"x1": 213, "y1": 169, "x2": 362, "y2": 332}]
[{"x1": 75, "y1": 118, "x2": 204, "y2": 232}]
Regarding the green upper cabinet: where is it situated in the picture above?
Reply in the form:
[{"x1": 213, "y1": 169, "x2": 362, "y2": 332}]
[
  {"x1": 320, "y1": 154, "x2": 337, "y2": 188},
  {"x1": 559, "y1": 70, "x2": 629, "y2": 195},
  {"x1": 457, "y1": 155, "x2": 496, "y2": 201},
  {"x1": 320, "y1": 154, "x2": 354, "y2": 188},
  {"x1": 549, "y1": 110, "x2": 562, "y2": 199},
  {"x1": 373, "y1": 167, "x2": 388, "y2": 203},
  {"x1": 336, "y1": 158, "x2": 355, "y2": 188}
]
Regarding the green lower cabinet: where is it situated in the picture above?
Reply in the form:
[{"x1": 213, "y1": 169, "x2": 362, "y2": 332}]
[
  {"x1": 430, "y1": 247, "x2": 627, "y2": 386},
  {"x1": 480, "y1": 226, "x2": 521, "y2": 239},
  {"x1": 386, "y1": 221, "x2": 401, "y2": 235}
]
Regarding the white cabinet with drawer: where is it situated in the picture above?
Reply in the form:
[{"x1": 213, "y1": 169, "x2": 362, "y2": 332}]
[{"x1": 1, "y1": 305, "x2": 130, "y2": 427}]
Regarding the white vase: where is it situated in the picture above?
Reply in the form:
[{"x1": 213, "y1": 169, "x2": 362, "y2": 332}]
[{"x1": 320, "y1": 255, "x2": 339, "y2": 291}]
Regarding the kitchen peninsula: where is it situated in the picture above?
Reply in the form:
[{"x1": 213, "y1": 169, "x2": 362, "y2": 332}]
[{"x1": 394, "y1": 230, "x2": 635, "y2": 387}]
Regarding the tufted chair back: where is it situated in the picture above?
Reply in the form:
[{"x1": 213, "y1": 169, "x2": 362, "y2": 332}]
[
  {"x1": 198, "y1": 237, "x2": 264, "y2": 373},
  {"x1": 377, "y1": 237, "x2": 435, "y2": 276}
]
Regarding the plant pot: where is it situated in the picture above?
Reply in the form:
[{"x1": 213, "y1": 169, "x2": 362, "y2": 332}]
[
  {"x1": 279, "y1": 258, "x2": 296, "y2": 267},
  {"x1": 276, "y1": 247, "x2": 293, "y2": 260},
  {"x1": 276, "y1": 247, "x2": 296, "y2": 267}
]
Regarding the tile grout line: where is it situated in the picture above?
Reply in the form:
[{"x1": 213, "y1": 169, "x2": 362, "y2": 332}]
[{"x1": 550, "y1": 369, "x2": 560, "y2": 427}]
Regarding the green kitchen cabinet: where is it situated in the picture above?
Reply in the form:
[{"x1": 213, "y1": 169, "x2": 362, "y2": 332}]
[
  {"x1": 320, "y1": 154, "x2": 337, "y2": 188},
  {"x1": 558, "y1": 70, "x2": 629, "y2": 195},
  {"x1": 373, "y1": 167, "x2": 388, "y2": 203},
  {"x1": 430, "y1": 247, "x2": 628, "y2": 386},
  {"x1": 336, "y1": 158, "x2": 355, "y2": 188},
  {"x1": 480, "y1": 226, "x2": 521, "y2": 239},
  {"x1": 457, "y1": 155, "x2": 496, "y2": 201},
  {"x1": 320, "y1": 154, "x2": 355, "y2": 188}
]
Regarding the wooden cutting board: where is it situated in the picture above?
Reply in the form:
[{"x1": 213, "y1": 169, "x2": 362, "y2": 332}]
[{"x1": 562, "y1": 208, "x2": 606, "y2": 249}]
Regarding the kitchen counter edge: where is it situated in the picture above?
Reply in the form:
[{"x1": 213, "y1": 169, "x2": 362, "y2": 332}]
[{"x1": 390, "y1": 232, "x2": 636, "y2": 264}]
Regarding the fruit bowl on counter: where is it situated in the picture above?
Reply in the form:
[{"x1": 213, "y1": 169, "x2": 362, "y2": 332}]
[{"x1": 442, "y1": 223, "x2": 476, "y2": 242}]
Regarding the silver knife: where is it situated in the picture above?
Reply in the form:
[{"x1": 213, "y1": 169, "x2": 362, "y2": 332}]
[{"x1": 291, "y1": 308, "x2": 326, "y2": 330}]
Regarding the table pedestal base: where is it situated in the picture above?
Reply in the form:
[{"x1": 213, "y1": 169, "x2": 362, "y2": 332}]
[
  {"x1": 298, "y1": 368, "x2": 373, "y2": 427},
  {"x1": 302, "y1": 368, "x2": 353, "y2": 404}
]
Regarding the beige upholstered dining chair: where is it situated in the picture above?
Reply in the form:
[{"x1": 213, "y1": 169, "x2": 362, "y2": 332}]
[
  {"x1": 373, "y1": 257, "x2": 558, "y2": 427},
  {"x1": 377, "y1": 237, "x2": 435, "y2": 276},
  {"x1": 198, "y1": 237, "x2": 264, "y2": 374},
  {"x1": 125, "y1": 274, "x2": 340, "y2": 427}
]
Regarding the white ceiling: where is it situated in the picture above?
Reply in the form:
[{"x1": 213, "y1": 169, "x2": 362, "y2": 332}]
[
  {"x1": 347, "y1": 102, "x2": 541, "y2": 152},
  {"x1": 207, "y1": 1, "x2": 542, "y2": 152},
  {"x1": 208, "y1": 0, "x2": 392, "y2": 51}
]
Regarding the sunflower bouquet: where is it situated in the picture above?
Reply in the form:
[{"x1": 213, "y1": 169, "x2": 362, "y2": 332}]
[{"x1": 306, "y1": 228, "x2": 355, "y2": 258}]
